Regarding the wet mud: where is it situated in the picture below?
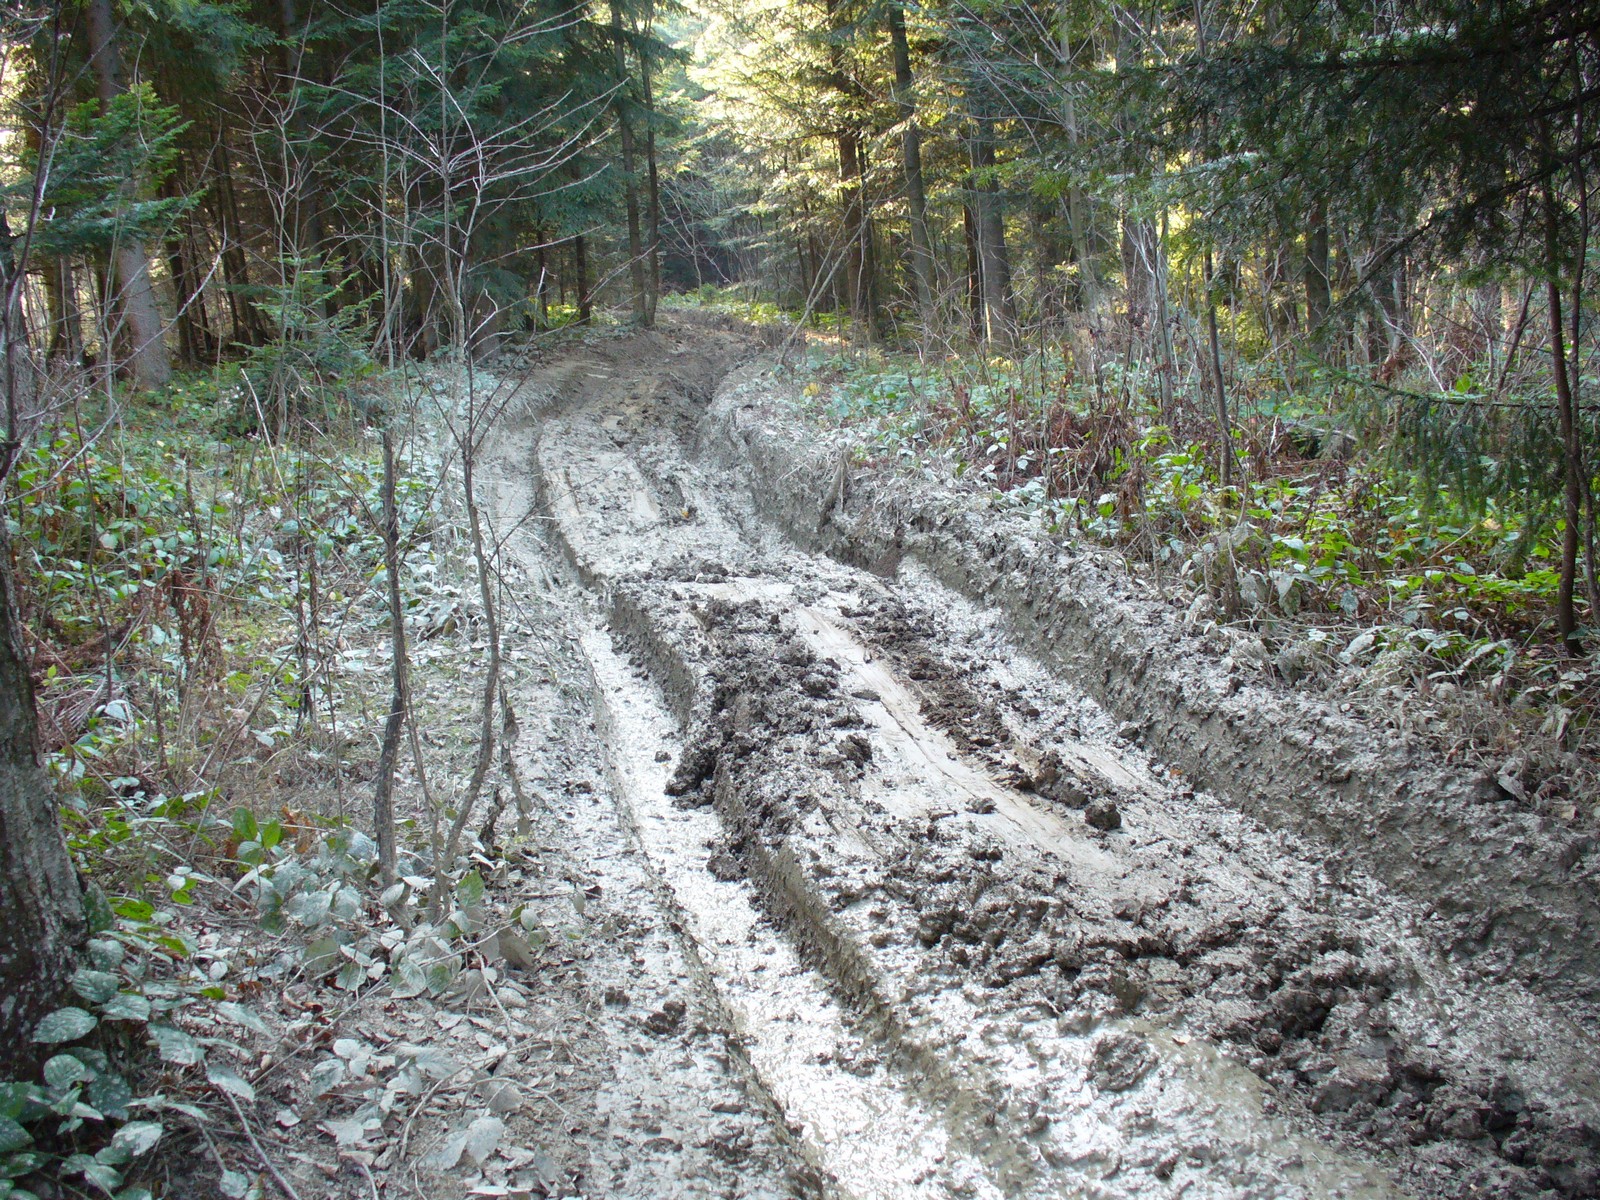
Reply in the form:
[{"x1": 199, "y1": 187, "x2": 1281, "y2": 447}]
[{"x1": 484, "y1": 319, "x2": 1600, "y2": 1200}]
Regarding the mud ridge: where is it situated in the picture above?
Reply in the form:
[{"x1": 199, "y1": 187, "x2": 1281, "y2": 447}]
[{"x1": 707, "y1": 360, "x2": 1600, "y2": 1019}]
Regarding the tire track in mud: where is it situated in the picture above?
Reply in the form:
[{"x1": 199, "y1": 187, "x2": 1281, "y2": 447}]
[{"x1": 488, "y1": 323, "x2": 1600, "y2": 1200}]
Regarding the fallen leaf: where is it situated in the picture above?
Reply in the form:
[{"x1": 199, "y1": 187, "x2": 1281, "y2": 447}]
[{"x1": 462, "y1": 1115, "x2": 505, "y2": 1167}]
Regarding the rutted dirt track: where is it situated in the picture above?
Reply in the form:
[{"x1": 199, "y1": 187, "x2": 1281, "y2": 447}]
[{"x1": 483, "y1": 319, "x2": 1600, "y2": 1200}]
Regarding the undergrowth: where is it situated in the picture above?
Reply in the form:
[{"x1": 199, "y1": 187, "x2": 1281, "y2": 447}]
[
  {"x1": 2, "y1": 361, "x2": 543, "y2": 1197},
  {"x1": 797, "y1": 342, "x2": 1600, "y2": 789}
]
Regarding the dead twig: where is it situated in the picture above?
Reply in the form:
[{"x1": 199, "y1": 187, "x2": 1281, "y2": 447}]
[{"x1": 220, "y1": 1088, "x2": 303, "y2": 1200}]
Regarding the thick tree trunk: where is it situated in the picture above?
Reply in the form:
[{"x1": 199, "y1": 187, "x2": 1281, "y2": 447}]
[
  {"x1": 43, "y1": 256, "x2": 83, "y2": 363},
  {"x1": 0, "y1": 215, "x2": 38, "y2": 460},
  {"x1": 0, "y1": 537, "x2": 84, "y2": 1073},
  {"x1": 85, "y1": 0, "x2": 171, "y2": 389},
  {"x1": 887, "y1": 3, "x2": 934, "y2": 330}
]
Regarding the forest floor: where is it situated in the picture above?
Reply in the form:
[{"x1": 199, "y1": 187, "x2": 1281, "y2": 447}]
[{"x1": 214, "y1": 314, "x2": 1600, "y2": 1200}]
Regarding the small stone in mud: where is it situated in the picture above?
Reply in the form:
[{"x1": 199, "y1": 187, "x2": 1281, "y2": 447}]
[
  {"x1": 654, "y1": 749, "x2": 671, "y2": 762},
  {"x1": 1115, "y1": 722, "x2": 1141, "y2": 742},
  {"x1": 838, "y1": 733, "x2": 872, "y2": 764},
  {"x1": 604, "y1": 986, "x2": 631, "y2": 1007},
  {"x1": 1312, "y1": 1057, "x2": 1394, "y2": 1114},
  {"x1": 1089, "y1": 1032, "x2": 1157, "y2": 1092},
  {"x1": 1042, "y1": 776, "x2": 1089, "y2": 809},
  {"x1": 801, "y1": 672, "x2": 833, "y2": 697},
  {"x1": 967, "y1": 796, "x2": 997, "y2": 815},
  {"x1": 1085, "y1": 800, "x2": 1122, "y2": 831},
  {"x1": 850, "y1": 687, "x2": 881, "y2": 702},
  {"x1": 1470, "y1": 771, "x2": 1516, "y2": 803},
  {"x1": 643, "y1": 999, "x2": 687, "y2": 1035}
]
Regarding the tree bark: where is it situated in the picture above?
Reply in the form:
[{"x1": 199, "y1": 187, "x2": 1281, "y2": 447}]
[
  {"x1": 963, "y1": 203, "x2": 983, "y2": 339},
  {"x1": 373, "y1": 433, "x2": 406, "y2": 884},
  {"x1": 0, "y1": 528, "x2": 84, "y2": 1072},
  {"x1": 837, "y1": 130, "x2": 880, "y2": 341},
  {"x1": 43, "y1": 256, "x2": 83, "y2": 363},
  {"x1": 574, "y1": 235, "x2": 593, "y2": 324},
  {"x1": 1305, "y1": 199, "x2": 1332, "y2": 333},
  {"x1": 84, "y1": 0, "x2": 171, "y2": 389},
  {"x1": 1060, "y1": 87, "x2": 1097, "y2": 309},
  {"x1": 641, "y1": 19, "x2": 662, "y2": 325},
  {"x1": 887, "y1": 3, "x2": 934, "y2": 331},
  {"x1": 968, "y1": 113, "x2": 1015, "y2": 346},
  {"x1": 0, "y1": 214, "x2": 38, "y2": 466},
  {"x1": 1547, "y1": 178, "x2": 1583, "y2": 651},
  {"x1": 610, "y1": 0, "x2": 648, "y2": 325}
]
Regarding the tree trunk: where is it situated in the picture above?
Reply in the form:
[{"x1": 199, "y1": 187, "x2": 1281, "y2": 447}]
[
  {"x1": 610, "y1": 0, "x2": 648, "y2": 325},
  {"x1": 163, "y1": 174, "x2": 215, "y2": 365},
  {"x1": 574, "y1": 235, "x2": 592, "y2": 324},
  {"x1": 1305, "y1": 199, "x2": 1332, "y2": 333},
  {"x1": 1205, "y1": 250, "x2": 1234, "y2": 489},
  {"x1": 968, "y1": 114, "x2": 1015, "y2": 346},
  {"x1": 0, "y1": 532, "x2": 84, "y2": 1073},
  {"x1": 43, "y1": 256, "x2": 83, "y2": 363},
  {"x1": 373, "y1": 433, "x2": 406, "y2": 885},
  {"x1": 837, "y1": 130, "x2": 880, "y2": 341},
  {"x1": 1151, "y1": 214, "x2": 1176, "y2": 414},
  {"x1": 1547, "y1": 177, "x2": 1583, "y2": 651},
  {"x1": 641, "y1": 36, "x2": 662, "y2": 325},
  {"x1": 963, "y1": 203, "x2": 983, "y2": 339},
  {"x1": 1060, "y1": 87, "x2": 1097, "y2": 309},
  {"x1": 211, "y1": 125, "x2": 266, "y2": 346},
  {"x1": 887, "y1": 3, "x2": 934, "y2": 330},
  {"x1": 0, "y1": 214, "x2": 38, "y2": 461},
  {"x1": 85, "y1": 0, "x2": 171, "y2": 389}
]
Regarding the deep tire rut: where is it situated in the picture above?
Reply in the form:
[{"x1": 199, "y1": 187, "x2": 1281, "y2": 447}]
[{"x1": 485, "y1": 322, "x2": 1600, "y2": 1200}]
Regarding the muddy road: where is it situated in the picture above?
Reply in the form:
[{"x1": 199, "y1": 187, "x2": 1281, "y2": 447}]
[{"x1": 481, "y1": 320, "x2": 1600, "y2": 1200}]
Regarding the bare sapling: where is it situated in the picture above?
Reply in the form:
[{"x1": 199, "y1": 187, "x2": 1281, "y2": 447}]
[{"x1": 373, "y1": 430, "x2": 407, "y2": 884}]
